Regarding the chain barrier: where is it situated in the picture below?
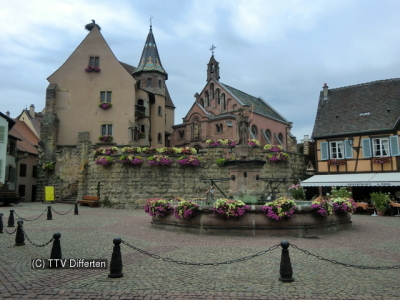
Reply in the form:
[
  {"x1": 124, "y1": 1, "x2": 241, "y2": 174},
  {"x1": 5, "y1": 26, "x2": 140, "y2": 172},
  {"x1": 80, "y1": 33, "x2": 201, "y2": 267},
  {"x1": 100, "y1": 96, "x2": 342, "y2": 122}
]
[
  {"x1": 121, "y1": 240, "x2": 280, "y2": 266},
  {"x1": 291, "y1": 244, "x2": 400, "y2": 270},
  {"x1": 13, "y1": 208, "x2": 47, "y2": 222},
  {"x1": 51, "y1": 205, "x2": 75, "y2": 215},
  {"x1": 22, "y1": 230, "x2": 54, "y2": 247},
  {"x1": 4, "y1": 227, "x2": 17, "y2": 235}
]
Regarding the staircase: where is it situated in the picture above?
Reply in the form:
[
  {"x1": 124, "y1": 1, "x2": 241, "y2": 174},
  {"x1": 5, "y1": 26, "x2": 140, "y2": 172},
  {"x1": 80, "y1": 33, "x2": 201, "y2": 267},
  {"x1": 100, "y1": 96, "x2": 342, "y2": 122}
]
[{"x1": 60, "y1": 180, "x2": 79, "y2": 204}]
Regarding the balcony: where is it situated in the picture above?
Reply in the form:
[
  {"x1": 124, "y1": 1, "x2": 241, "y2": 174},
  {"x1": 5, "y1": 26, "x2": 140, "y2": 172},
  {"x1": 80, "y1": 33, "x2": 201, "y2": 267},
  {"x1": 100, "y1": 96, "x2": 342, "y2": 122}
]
[{"x1": 136, "y1": 105, "x2": 146, "y2": 118}]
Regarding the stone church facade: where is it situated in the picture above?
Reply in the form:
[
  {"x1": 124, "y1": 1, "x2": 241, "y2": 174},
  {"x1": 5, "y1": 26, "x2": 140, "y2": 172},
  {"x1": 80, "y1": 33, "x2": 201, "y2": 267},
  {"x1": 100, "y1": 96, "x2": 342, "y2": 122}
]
[{"x1": 170, "y1": 55, "x2": 296, "y2": 151}]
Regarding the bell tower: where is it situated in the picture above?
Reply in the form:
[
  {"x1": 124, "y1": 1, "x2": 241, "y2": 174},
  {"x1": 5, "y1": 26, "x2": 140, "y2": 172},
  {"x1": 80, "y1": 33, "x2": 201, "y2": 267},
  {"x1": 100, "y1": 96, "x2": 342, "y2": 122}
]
[{"x1": 207, "y1": 45, "x2": 220, "y2": 82}]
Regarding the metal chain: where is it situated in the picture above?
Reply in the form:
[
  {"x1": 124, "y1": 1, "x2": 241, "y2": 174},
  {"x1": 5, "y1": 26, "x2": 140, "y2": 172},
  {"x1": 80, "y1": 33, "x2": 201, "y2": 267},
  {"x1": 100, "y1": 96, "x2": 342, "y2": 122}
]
[
  {"x1": 23, "y1": 230, "x2": 54, "y2": 247},
  {"x1": 121, "y1": 240, "x2": 280, "y2": 266},
  {"x1": 291, "y1": 244, "x2": 400, "y2": 270},
  {"x1": 51, "y1": 205, "x2": 75, "y2": 215},
  {"x1": 4, "y1": 227, "x2": 17, "y2": 235},
  {"x1": 14, "y1": 208, "x2": 47, "y2": 222}
]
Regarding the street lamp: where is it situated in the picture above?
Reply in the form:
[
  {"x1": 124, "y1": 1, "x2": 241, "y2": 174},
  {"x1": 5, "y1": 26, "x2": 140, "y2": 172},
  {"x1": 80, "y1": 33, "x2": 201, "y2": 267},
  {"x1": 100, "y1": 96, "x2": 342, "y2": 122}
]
[{"x1": 348, "y1": 135, "x2": 359, "y2": 151}]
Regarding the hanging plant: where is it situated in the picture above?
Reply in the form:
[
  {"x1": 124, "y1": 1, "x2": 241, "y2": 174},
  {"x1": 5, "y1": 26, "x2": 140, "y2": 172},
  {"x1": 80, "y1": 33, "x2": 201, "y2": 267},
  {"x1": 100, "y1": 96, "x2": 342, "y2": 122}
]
[{"x1": 99, "y1": 102, "x2": 112, "y2": 110}]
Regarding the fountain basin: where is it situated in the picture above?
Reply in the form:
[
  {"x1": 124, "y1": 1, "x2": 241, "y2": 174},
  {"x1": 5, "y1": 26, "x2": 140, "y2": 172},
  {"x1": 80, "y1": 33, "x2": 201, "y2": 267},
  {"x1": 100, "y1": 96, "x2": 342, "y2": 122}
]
[{"x1": 151, "y1": 205, "x2": 352, "y2": 238}]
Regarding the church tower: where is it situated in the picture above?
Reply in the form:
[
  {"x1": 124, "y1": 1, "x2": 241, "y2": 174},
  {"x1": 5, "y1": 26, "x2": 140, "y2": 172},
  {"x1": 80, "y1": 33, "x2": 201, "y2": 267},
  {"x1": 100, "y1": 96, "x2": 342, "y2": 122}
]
[
  {"x1": 207, "y1": 54, "x2": 220, "y2": 82},
  {"x1": 132, "y1": 24, "x2": 168, "y2": 95}
]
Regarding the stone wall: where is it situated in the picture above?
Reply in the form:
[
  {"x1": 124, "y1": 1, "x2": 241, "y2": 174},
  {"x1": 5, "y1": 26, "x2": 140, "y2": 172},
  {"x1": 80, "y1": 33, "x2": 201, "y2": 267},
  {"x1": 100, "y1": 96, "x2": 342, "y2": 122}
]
[{"x1": 38, "y1": 139, "x2": 307, "y2": 207}]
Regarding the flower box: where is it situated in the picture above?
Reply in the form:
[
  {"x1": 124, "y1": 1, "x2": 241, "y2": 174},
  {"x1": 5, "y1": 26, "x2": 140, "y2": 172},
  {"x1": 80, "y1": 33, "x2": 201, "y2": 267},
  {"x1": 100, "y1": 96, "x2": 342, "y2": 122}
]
[
  {"x1": 118, "y1": 154, "x2": 143, "y2": 165},
  {"x1": 142, "y1": 147, "x2": 157, "y2": 154},
  {"x1": 99, "y1": 103, "x2": 112, "y2": 110},
  {"x1": 264, "y1": 144, "x2": 289, "y2": 161},
  {"x1": 95, "y1": 156, "x2": 114, "y2": 166},
  {"x1": 85, "y1": 66, "x2": 101, "y2": 72},
  {"x1": 177, "y1": 155, "x2": 201, "y2": 166},
  {"x1": 262, "y1": 197, "x2": 297, "y2": 220},
  {"x1": 372, "y1": 157, "x2": 391, "y2": 164},
  {"x1": 121, "y1": 147, "x2": 141, "y2": 154},
  {"x1": 206, "y1": 139, "x2": 236, "y2": 146},
  {"x1": 328, "y1": 159, "x2": 346, "y2": 166},
  {"x1": 147, "y1": 155, "x2": 173, "y2": 166},
  {"x1": 94, "y1": 147, "x2": 118, "y2": 156},
  {"x1": 98, "y1": 135, "x2": 113, "y2": 142},
  {"x1": 212, "y1": 199, "x2": 249, "y2": 218},
  {"x1": 247, "y1": 139, "x2": 260, "y2": 147}
]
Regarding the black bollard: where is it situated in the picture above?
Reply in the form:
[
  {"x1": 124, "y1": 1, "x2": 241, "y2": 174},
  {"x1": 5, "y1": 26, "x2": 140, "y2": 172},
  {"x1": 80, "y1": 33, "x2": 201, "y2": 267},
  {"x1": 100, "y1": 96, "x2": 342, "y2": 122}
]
[
  {"x1": 8, "y1": 209, "x2": 15, "y2": 227},
  {"x1": 47, "y1": 206, "x2": 53, "y2": 220},
  {"x1": 14, "y1": 220, "x2": 25, "y2": 246},
  {"x1": 279, "y1": 240, "x2": 294, "y2": 282},
  {"x1": 49, "y1": 233, "x2": 62, "y2": 268},
  {"x1": 74, "y1": 202, "x2": 79, "y2": 215},
  {"x1": 0, "y1": 213, "x2": 3, "y2": 233},
  {"x1": 108, "y1": 237, "x2": 123, "y2": 278}
]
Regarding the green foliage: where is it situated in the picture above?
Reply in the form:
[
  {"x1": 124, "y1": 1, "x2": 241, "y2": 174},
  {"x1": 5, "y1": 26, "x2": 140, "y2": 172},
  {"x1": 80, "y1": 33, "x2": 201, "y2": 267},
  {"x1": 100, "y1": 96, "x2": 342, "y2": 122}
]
[
  {"x1": 370, "y1": 192, "x2": 391, "y2": 211},
  {"x1": 215, "y1": 158, "x2": 226, "y2": 167},
  {"x1": 328, "y1": 187, "x2": 352, "y2": 198}
]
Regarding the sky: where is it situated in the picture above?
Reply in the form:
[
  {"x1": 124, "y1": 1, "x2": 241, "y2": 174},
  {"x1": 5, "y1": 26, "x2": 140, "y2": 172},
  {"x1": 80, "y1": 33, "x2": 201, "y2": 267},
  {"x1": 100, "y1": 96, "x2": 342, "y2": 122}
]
[{"x1": 1, "y1": 0, "x2": 400, "y2": 141}]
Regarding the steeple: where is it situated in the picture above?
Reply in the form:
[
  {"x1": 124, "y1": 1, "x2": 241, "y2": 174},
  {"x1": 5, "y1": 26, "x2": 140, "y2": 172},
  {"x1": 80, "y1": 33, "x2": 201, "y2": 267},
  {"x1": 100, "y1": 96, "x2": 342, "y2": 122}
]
[
  {"x1": 207, "y1": 53, "x2": 220, "y2": 82},
  {"x1": 133, "y1": 25, "x2": 168, "y2": 79}
]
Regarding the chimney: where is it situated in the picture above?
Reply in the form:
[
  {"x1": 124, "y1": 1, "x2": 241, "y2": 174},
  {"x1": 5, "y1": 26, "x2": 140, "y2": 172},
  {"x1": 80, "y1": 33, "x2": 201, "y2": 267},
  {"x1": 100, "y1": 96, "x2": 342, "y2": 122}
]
[
  {"x1": 323, "y1": 83, "x2": 328, "y2": 100},
  {"x1": 304, "y1": 135, "x2": 309, "y2": 142},
  {"x1": 6, "y1": 111, "x2": 10, "y2": 117},
  {"x1": 29, "y1": 104, "x2": 35, "y2": 117}
]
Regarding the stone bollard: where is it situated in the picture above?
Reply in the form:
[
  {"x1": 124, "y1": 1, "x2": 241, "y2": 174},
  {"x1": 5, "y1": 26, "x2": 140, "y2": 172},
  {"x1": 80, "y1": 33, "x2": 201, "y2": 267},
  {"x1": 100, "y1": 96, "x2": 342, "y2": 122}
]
[
  {"x1": 279, "y1": 240, "x2": 294, "y2": 282},
  {"x1": 50, "y1": 233, "x2": 62, "y2": 268},
  {"x1": 108, "y1": 237, "x2": 123, "y2": 278},
  {"x1": 0, "y1": 213, "x2": 3, "y2": 233},
  {"x1": 8, "y1": 209, "x2": 15, "y2": 227},
  {"x1": 47, "y1": 206, "x2": 53, "y2": 220},
  {"x1": 74, "y1": 202, "x2": 79, "y2": 215},
  {"x1": 14, "y1": 220, "x2": 25, "y2": 246}
]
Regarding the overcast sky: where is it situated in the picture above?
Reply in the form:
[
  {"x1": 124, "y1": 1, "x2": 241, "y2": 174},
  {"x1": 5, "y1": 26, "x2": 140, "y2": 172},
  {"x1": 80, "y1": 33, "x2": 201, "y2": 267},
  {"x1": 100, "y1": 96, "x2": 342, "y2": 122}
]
[{"x1": 2, "y1": 0, "x2": 400, "y2": 141}]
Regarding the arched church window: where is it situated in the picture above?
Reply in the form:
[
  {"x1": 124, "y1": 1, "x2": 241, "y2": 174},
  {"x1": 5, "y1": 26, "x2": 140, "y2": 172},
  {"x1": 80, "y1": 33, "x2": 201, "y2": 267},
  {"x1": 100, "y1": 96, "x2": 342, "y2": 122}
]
[
  {"x1": 147, "y1": 78, "x2": 152, "y2": 87},
  {"x1": 251, "y1": 125, "x2": 258, "y2": 138},
  {"x1": 221, "y1": 93, "x2": 226, "y2": 110},
  {"x1": 210, "y1": 83, "x2": 214, "y2": 99}
]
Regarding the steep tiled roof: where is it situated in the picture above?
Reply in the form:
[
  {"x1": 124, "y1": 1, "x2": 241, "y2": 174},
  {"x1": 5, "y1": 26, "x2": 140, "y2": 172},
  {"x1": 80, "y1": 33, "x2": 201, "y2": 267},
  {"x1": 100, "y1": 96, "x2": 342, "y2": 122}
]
[
  {"x1": 221, "y1": 83, "x2": 289, "y2": 124},
  {"x1": 9, "y1": 120, "x2": 38, "y2": 155},
  {"x1": 312, "y1": 79, "x2": 400, "y2": 138},
  {"x1": 132, "y1": 26, "x2": 167, "y2": 78},
  {"x1": 119, "y1": 61, "x2": 136, "y2": 74},
  {"x1": 165, "y1": 86, "x2": 175, "y2": 108}
]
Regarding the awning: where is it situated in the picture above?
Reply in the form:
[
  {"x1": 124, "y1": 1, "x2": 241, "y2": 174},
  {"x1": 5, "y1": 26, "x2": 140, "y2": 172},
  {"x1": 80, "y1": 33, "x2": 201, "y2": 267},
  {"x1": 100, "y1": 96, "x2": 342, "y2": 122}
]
[{"x1": 301, "y1": 173, "x2": 400, "y2": 187}]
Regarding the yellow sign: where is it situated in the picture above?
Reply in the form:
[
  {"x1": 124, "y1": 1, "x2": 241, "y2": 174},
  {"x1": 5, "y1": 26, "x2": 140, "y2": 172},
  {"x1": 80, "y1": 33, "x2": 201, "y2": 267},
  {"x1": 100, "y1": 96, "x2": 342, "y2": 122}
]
[{"x1": 44, "y1": 186, "x2": 55, "y2": 201}]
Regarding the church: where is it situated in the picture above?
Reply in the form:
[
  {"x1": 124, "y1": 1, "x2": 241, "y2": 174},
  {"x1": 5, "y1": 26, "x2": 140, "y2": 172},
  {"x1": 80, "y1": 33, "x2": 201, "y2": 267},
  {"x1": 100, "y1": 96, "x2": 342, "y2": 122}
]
[{"x1": 169, "y1": 51, "x2": 295, "y2": 151}]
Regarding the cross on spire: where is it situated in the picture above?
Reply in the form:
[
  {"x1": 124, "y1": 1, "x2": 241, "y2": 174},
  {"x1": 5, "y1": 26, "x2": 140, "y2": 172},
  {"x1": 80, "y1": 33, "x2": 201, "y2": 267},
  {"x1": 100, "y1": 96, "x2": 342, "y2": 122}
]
[
  {"x1": 150, "y1": 16, "x2": 153, "y2": 28},
  {"x1": 210, "y1": 44, "x2": 216, "y2": 55}
]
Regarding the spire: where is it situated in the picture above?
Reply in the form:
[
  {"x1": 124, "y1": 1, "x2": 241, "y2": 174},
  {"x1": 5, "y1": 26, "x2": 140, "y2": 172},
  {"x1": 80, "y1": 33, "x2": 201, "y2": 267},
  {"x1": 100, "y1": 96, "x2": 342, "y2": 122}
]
[
  {"x1": 207, "y1": 50, "x2": 220, "y2": 82},
  {"x1": 133, "y1": 25, "x2": 168, "y2": 79}
]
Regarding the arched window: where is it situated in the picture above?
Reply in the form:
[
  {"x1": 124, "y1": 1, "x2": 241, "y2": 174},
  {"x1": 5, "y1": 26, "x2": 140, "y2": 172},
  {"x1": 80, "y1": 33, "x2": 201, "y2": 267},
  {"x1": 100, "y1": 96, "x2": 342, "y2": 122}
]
[
  {"x1": 137, "y1": 80, "x2": 141, "y2": 88},
  {"x1": 221, "y1": 93, "x2": 226, "y2": 110},
  {"x1": 158, "y1": 133, "x2": 162, "y2": 143},
  {"x1": 147, "y1": 78, "x2": 152, "y2": 87},
  {"x1": 278, "y1": 133, "x2": 284, "y2": 144},
  {"x1": 140, "y1": 125, "x2": 145, "y2": 133},
  {"x1": 205, "y1": 91, "x2": 209, "y2": 107},
  {"x1": 251, "y1": 125, "x2": 258, "y2": 138},
  {"x1": 211, "y1": 64, "x2": 215, "y2": 73},
  {"x1": 232, "y1": 104, "x2": 237, "y2": 111},
  {"x1": 216, "y1": 89, "x2": 220, "y2": 105},
  {"x1": 138, "y1": 99, "x2": 144, "y2": 106},
  {"x1": 210, "y1": 83, "x2": 214, "y2": 99},
  {"x1": 200, "y1": 98, "x2": 204, "y2": 107},
  {"x1": 265, "y1": 129, "x2": 271, "y2": 144},
  {"x1": 158, "y1": 106, "x2": 162, "y2": 116},
  {"x1": 158, "y1": 80, "x2": 162, "y2": 89}
]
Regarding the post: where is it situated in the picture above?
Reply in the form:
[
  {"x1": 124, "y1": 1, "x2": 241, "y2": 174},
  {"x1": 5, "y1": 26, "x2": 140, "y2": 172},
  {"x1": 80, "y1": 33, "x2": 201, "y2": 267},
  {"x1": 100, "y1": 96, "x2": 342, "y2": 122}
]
[
  {"x1": 279, "y1": 240, "x2": 294, "y2": 282},
  {"x1": 8, "y1": 209, "x2": 15, "y2": 227},
  {"x1": 50, "y1": 233, "x2": 62, "y2": 268},
  {"x1": 74, "y1": 202, "x2": 79, "y2": 215},
  {"x1": 14, "y1": 220, "x2": 25, "y2": 246},
  {"x1": 0, "y1": 213, "x2": 3, "y2": 233},
  {"x1": 47, "y1": 206, "x2": 53, "y2": 220},
  {"x1": 108, "y1": 237, "x2": 123, "y2": 278}
]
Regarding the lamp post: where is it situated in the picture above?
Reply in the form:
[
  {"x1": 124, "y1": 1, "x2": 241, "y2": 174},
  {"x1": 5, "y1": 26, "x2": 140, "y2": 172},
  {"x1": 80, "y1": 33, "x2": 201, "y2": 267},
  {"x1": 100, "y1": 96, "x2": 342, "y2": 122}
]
[{"x1": 348, "y1": 135, "x2": 360, "y2": 172}]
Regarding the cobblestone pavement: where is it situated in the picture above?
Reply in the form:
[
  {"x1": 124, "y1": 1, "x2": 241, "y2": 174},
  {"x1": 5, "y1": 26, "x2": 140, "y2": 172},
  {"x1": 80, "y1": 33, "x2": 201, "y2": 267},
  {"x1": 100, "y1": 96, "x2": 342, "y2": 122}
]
[{"x1": 1, "y1": 203, "x2": 400, "y2": 300}]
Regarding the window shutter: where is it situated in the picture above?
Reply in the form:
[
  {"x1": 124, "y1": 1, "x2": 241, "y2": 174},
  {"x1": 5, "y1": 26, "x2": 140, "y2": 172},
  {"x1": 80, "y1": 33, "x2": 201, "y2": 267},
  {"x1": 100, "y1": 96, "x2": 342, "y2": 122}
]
[
  {"x1": 362, "y1": 138, "x2": 372, "y2": 158},
  {"x1": 389, "y1": 135, "x2": 400, "y2": 156},
  {"x1": 0, "y1": 125, "x2": 5, "y2": 142},
  {"x1": 101, "y1": 92, "x2": 105, "y2": 103},
  {"x1": 320, "y1": 141, "x2": 329, "y2": 160},
  {"x1": 344, "y1": 140, "x2": 353, "y2": 159},
  {"x1": 107, "y1": 92, "x2": 111, "y2": 103}
]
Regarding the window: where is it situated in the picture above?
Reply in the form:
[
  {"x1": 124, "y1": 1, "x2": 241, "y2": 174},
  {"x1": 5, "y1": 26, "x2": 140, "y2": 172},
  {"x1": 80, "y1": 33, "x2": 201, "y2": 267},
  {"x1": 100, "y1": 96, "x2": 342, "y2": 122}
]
[
  {"x1": 141, "y1": 125, "x2": 145, "y2": 133},
  {"x1": 0, "y1": 125, "x2": 5, "y2": 143},
  {"x1": 7, "y1": 139, "x2": 17, "y2": 156},
  {"x1": 372, "y1": 138, "x2": 389, "y2": 157},
  {"x1": 32, "y1": 165, "x2": 37, "y2": 178},
  {"x1": 200, "y1": 98, "x2": 204, "y2": 107},
  {"x1": 158, "y1": 133, "x2": 162, "y2": 143},
  {"x1": 205, "y1": 91, "x2": 209, "y2": 107},
  {"x1": 329, "y1": 141, "x2": 344, "y2": 159},
  {"x1": 278, "y1": 133, "x2": 284, "y2": 144},
  {"x1": 101, "y1": 124, "x2": 113, "y2": 136},
  {"x1": 210, "y1": 83, "x2": 214, "y2": 99},
  {"x1": 251, "y1": 125, "x2": 258, "y2": 138},
  {"x1": 179, "y1": 131, "x2": 185, "y2": 139},
  {"x1": 89, "y1": 56, "x2": 100, "y2": 67},
  {"x1": 19, "y1": 164, "x2": 27, "y2": 177},
  {"x1": 100, "y1": 91, "x2": 112, "y2": 103},
  {"x1": 158, "y1": 80, "x2": 162, "y2": 89},
  {"x1": 158, "y1": 106, "x2": 162, "y2": 116},
  {"x1": 6, "y1": 165, "x2": 15, "y2": 182},
  {"x1": 216, "y1": 124, "x2": 223, "y2": 133},
  {"x1": 216, "y1": 89, "x2": 220, "y2": 105},
  {"x1": 18, "y1": 185, "x2": 26, "y2": 198},
  {"x1": 137, "y1": 80, "x2": 141, "y2": 88},
  {"x1": 221, "y1": 93, "x2": 226, "y2": 110},
  {"x1": 264, "y1": 129, "x2": 271, "y2": 144},
  {"x1": 147, "y1": 78, "x2": 152, "y2": 87},
  {"x1": 232, "y1": 104, "x2": 237, "y2": 111}
]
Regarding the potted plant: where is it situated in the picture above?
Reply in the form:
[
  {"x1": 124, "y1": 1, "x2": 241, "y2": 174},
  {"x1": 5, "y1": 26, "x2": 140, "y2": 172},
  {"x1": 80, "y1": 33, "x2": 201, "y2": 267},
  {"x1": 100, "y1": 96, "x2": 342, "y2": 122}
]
[
  {"x1": 372, "y1": 157, "x2": 391, "y2": 164},
  {"x1": 144, "y1": 198, "x2": 172, "y2": 217},
  {"x1": 95, "y1": 156, "x2": 114, "y2": 166},
  {"x1": 173, "y1": 199, "x2": 199, "y2": 219},
  {"x1": 311, "y1": 198, "x2": 333, "y2": 217},
  {"x1": 94, "y1": 147, "x2": 118, "y2": 156},
  {"x1": 206, "y1": 139, "x2": 221, "y2": 146},
  {"x1": 331, "y1": 197, "x2": 356, "y2": 214},
  {"x1": 177, "y1": 155, "x2": 201, "y2": 166},
  {"x1": 118, "y1": 155, "x2": 143, "y2": 165},
  {"x1": 121, "y1": 146, "x2": 142, "y2": 154},
  {"x1": 147, "y1": 155, "x2": 173, "y2": 166},
  {"x1": 247, "y1": 139, "x2": 260, "y2": 147},
  {"x1": 264, "y1": 144, "x2": 289, "y2": 162},
  {"x1": 142, "y1": 147, "x2": 157, "y2": 154},
  {"x1": 180, "y1": 147, "x2": 198, "y2": 155},
  {"x1": 211, "y1": 199, "x2": 249, "y2": 218},
  {"x1": 288, "y1": 184, "x2": 305, "y2": 200},
  {"x1": 99, "y1": 102, "x2": 112, "y2": 110},
  {"x1": 98, "y1": 135, "x2": 113, "y2": 142},
  {"x1": 370, "y1": 192, "x2": 391, "y2": 216},
  {"x1": 262, "y1": 197, "x2": 297, "y2": 220},
  {"x1": 85, "y1": 66, "x2": 101, "y2": 72}
]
